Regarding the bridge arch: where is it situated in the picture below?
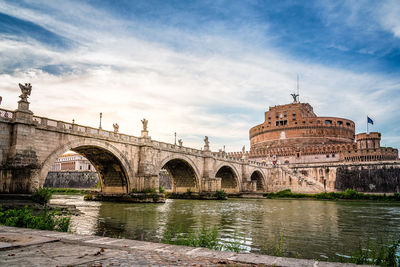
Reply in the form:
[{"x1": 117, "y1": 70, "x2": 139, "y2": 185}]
[
  {"x1": 39, "y1": 139, "x2": 132, "y2": 193},
  {"x1": 214, "y1": 163, "x2": 240, "y2": 193},
  {"x1": 157, "y1": 154, "x2": 201, "y2": 193},
  {"x1": 250, "y1": 169, "x2": 267, "y2": 191}
]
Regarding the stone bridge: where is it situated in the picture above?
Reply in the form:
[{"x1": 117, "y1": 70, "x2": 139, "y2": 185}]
[{"x1": 1, "y1": 84, "x2": 291, "y2": 194}]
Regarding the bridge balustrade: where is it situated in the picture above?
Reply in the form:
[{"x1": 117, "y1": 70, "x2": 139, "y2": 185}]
[
  {"x1": 47, "y1": 119, "x2": 58, "y2": 127},
  {"x1": 0, "y1": 108, "x2": 13, "y2": 120}
]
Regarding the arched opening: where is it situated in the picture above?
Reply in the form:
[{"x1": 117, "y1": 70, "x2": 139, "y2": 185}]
[
  {"x1": 250, "y1": 170, "x2": 265, "y2": 192},
  {"x1": 43, "y1": 151, "x2": 100, "y2": 189},
  {"x1": 41, "y1": 144, "x2": 129, "y2": 194},
  {"x1": 215, "y1": 166, "x2": 239, "y2": 193},
  {"x1": 161, "y1": 159, "x2": 199, "y2": 193}
]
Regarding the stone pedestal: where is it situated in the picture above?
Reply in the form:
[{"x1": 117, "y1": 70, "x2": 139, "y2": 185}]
[{"x1": 141, "y1": 130, "x2": 149, "y2": 137}]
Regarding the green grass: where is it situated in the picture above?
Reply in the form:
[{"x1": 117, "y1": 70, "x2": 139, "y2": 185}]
[
  {"x1": 0, "y1": 205, "x2": 71, "y2": 232},
  {"x1": 264, "y1": 189, "x2": 400, "y2": 201},
  {"x1": 45, "y1": 188, "x2": 88, "y2": 195},
  {"x1": 336, "y1": 238, "x2": 400, "y2": 266},
  {"x1": 161, "y1": 225, "x2": 244, "y2": 252}
]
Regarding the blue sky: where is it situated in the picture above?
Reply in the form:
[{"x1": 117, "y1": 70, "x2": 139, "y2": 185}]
[{"x1": 0, "y1": 0, "x2": 399, "y2": 151}]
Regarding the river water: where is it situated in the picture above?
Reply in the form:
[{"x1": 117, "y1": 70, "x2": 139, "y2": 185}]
[{"x1": 50, "y1": 195, "x2": 400, "y2": 260}]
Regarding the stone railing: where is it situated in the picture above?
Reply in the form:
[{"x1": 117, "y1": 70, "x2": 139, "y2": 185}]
[
  {"x1": 0, "y1": 108, "x2": 13, "y2": 120},
  {"x1": 32, "y1": 115, "x2": 141, "y2": 145},
  {"x1": 31, "y1": 115, "x2": 208, "y2": 156},
  {"x1": 150, "y1": 140, "x2": 204, "y2": 155}
]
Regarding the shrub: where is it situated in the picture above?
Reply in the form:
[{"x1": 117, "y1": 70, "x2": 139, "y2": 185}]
[
  {"x1": 186, "y1": 188, "x2": 192, "y2": 196},
  {"x1": 32, "y1": 188, "x2": 53, "y2": 205},
  {"x1": 142, "y1": 187, "x2": 156, "y2": 194},
  {"x1": 159, "y1": 186, "x2": 165, "y2": 194},
  {"x1": 0, "y1": 206, "x2": 70, "y2": 232},
  {"x1": 344, "y1": 188, "x2": 359, "y2": 199},
  {"x1": 215, "y1": 190, "x2": 227, "y2": 200}
]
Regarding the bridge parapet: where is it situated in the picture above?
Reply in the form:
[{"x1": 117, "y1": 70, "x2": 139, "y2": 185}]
[
  {"x1": 0, "y1": 108, "x2": 14, "y2": 121},
  {"x1": 31, "y1": 115, "x2": 142, "y2": 145},
  {"x1": 150, "y1": 140, "x2": 204, "y2": 156}
]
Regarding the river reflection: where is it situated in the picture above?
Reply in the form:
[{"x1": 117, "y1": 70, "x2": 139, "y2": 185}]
[{"x1": 50, "y1": 195, "x2": 400, "y2": 260}]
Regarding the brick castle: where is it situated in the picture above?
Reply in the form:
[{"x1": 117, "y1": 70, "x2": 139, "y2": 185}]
[{"x1": 228, "y1": 96, "x2": 399, "y2": 164}]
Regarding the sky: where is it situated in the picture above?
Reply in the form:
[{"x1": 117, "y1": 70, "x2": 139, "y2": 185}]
[{"x1": 0, "y1": 0, "x2": 399, "y2": 152}]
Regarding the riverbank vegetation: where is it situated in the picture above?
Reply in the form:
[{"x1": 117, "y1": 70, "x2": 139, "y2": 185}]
[
  {"x1": 46, "y1": 188, "x2": 89, "y2": 195},
  {"x1": 336, "y1": 238, "x2": 400, "y2": 266},
  {"x1": 264, "y1": 189, "x2": 400, "y2": 201},
  {"x1": 0, "y1": 205, "x2": 70, "y2": 232},
  {"x1": 161, "y1": 226, "x2": 243, "y2": 252}
]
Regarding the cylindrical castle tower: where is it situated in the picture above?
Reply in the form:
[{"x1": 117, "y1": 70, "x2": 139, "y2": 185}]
[{"x1": 249, "y1": 101, "x2": 355, "y2": 158}]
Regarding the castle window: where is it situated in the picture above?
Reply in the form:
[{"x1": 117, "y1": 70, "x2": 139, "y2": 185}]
[
  {"x1": 332, "y1": 154, "x2": 335, "y2": 157},
  {"x1": 276, "y1": 121, "x2": 279, "y2": 126},
  {"x1": 325, "y1": 120, "x2": 332, "y2": 125},
  {"x1": 276, "y1": 113, "x2": 279, "y2": 119},
  {"x1": 284, "y1": 112, "x2": 287, "y2": 117},
  {"x1": 326, "y1": 154, "x2": 329, "y2": 158},
  {"x1": 346, "y1": 122, "x2": 351, "y2": 126},
  {"x1": 303, "y1": 121, "x2": 306, "y2": 124},
  {"x1": 317, "y1": 120, "x2": 320, "y2": 124},
  {"x1": 337, "y1": 121, "x2": 343, "y2": 125}
]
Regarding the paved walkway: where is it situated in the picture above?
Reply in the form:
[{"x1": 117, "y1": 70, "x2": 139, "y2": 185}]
[{"x1": 0, "y1": 226, "x2": 367, "y2": 267}]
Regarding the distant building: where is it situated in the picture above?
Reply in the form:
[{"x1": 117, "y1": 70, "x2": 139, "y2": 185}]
[
  {"x1": 227, "y1": 97, "x2": 398, "y2": 164},
  {"x1": 50, "y1": 152, "x2": 96, "y2": 172}
]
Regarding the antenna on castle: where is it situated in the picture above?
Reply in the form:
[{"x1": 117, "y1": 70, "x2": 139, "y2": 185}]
[
  {"x1": 297, "y1": 74, "x2": 300, "y2": 102},
  {"x1": 290, "y1": 74, "x2": 300, "y2": 103}
]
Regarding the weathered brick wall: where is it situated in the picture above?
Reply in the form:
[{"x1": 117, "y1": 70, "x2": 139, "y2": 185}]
[
  {"x1": 0, "y1": 121, "x2": 12, "y2": 165},
  {"x1": 335, "y1": 164, "x2": 400, "y2": 193},
  {"x1": 44, "y1": 171, "x2": 99, "y2": 188}
]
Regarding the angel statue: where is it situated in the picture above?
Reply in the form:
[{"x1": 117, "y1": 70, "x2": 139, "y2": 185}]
[
  {"x1": 141, "y1": 118, "x2": 148, "y2": 131},
  {"x1": 19, "y1": 83, "x2": 32, "y2": 101},
  {"x1": 178, "y1": 139, "x2": 183, "y2": 147},
  {"x1": 204, "y1": 136, "x2": 209, "y2": 147},
  {"x1": 242, "y1": 145, "x2": 245, "y2": 154},
  {"x1": 290, "y1": 93, "x2": 299, "y2": 103},
  {"x1": 113, "y1": 123, "x2": 119, "y2": 133}
]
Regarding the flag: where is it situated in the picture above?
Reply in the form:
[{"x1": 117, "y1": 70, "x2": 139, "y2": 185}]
[{"x1": 367, "y1": 116, "x2": 374, "y2": 125}]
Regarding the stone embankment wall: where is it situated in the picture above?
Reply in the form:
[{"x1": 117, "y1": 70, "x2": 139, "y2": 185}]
[
  {"x1": 44, "y1": 171, "x2": 99, "y2": 188},
  {"x1": 335, "y1": 164, "x2": 400, "y2": 193}
]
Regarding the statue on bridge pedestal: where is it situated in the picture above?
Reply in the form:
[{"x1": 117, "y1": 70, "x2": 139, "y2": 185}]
[
  {"x1": 141, "y1": 118, "x2": 148, "y2": 131},
  {"x1": 19, "y1": 83, "x2": 32, "y2": 101},
  {"x1": 113, "y1": 123, "x2": 119, "y2": 133},
  {"x1": 178, "y1": 139, "x2": 183, "y2": 147},
  {"x1": 141, "y1": 118, "x2": 149, "y2": 138},
  {"x1": 204, "y1": 136, "x2": 210, "y2": 151}
]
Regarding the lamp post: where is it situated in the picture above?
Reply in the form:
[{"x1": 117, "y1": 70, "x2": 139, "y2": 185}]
[
  {"x1": 174, "y1": 132, "x2": 177, "y2": 145},
  {"x1": 99, "y1": 112, "x2": 102, "y2": 129}
]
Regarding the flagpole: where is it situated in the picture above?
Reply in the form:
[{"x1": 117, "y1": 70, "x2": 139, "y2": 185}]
[{"x1": 367, "y1": 115, "x2": 369, "y2": 134}]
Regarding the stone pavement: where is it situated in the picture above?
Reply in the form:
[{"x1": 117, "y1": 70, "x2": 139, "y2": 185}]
[{"x1": 0, "y1": 226, "x2": 368, "y2": 267}]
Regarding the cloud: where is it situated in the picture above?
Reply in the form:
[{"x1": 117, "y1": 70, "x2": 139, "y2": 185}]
[
  {"x1": 0, "y1": 0, "x2": 399, "y2": 151},
  {"x1": 378, "y1": 0, "x2": 400, "y2": 38}
]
